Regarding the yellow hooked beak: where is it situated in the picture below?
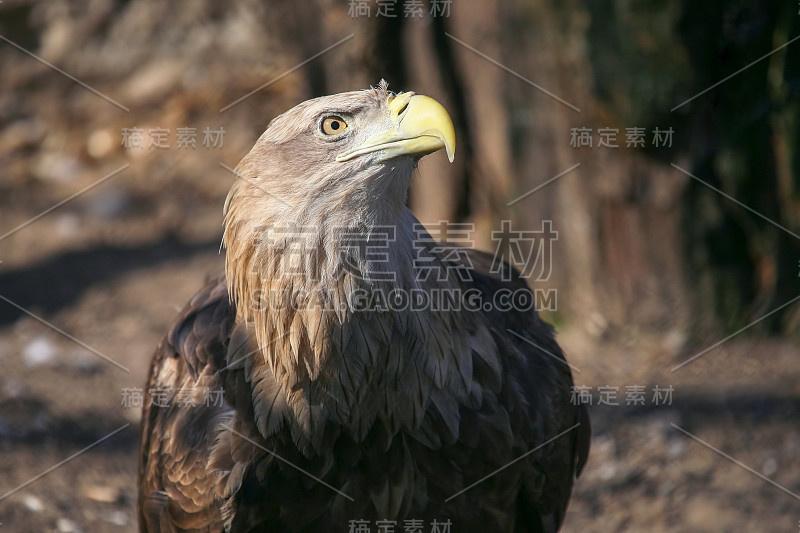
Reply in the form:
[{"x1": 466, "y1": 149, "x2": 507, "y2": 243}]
[{"x1": 336, "y1": 92, "x2": 456, "y2": 163}]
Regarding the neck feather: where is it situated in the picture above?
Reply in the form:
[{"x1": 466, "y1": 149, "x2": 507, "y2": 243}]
[{"x1": 223, "y1": 162, "x2": 472, "y2": 447}]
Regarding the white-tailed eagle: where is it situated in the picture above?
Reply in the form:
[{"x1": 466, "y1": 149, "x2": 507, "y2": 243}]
[{"x1": 138, "y1": 82, "x2": 589, "y2": 532}]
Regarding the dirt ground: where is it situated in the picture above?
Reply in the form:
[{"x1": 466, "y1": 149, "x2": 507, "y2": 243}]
[{"x1": 1, "y1": 1, "x2": 799, "y2": 532}]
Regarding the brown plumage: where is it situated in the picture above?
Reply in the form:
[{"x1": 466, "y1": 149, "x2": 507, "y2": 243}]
[{"x1": 138, "y1": 83, "x2": 589, "y2": 532}]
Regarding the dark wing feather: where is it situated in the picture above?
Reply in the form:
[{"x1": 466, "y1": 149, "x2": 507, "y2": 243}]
[
  {"x1": 452, "y1": 248, "x2": 591, "y2": 532},
  {"x1": 138, "y1": 275, "x2": 235, "y2": 532}
]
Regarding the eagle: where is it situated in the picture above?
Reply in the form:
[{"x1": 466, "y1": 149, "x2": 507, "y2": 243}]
[{"x1": 138, "y1": 82, "x2": 589, "y2": 532}]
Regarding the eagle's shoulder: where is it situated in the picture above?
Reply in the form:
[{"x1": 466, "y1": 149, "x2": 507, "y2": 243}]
[{"x1": 164, "y1": 273, "x2": 235, "y2": 379}]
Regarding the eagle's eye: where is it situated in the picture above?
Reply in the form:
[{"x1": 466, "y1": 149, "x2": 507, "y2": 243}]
[{"x1": 321, "y1": 116, "x2": 348, "y2": 136}]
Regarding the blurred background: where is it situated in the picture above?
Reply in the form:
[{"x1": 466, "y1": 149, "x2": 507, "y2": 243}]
[{"x1": 0, "y1": 0, "x2": 799, "y2": 531}]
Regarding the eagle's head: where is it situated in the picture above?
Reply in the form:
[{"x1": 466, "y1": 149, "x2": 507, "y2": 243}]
[
  {"x1": 223, "y1": 84, "x2": 459, "y2": 373},
  {"x1": 224, "y1": 81, "x2": 455, "y2": 233}
]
